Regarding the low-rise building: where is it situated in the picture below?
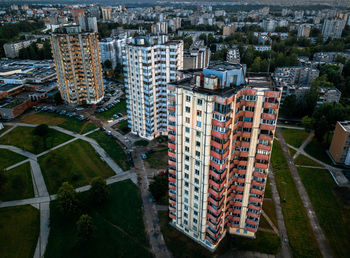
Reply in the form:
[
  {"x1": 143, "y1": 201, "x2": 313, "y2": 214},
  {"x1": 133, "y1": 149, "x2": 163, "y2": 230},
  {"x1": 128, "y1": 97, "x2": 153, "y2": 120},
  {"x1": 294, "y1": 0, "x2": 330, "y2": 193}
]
[
  {"x1": 3, "y1": 39, "x2": 37, "y2": 58},
  {"x1": 329, "y1": 121, "x2": 350, "y2": 165},
  {"x1": 226, "y1": 48, "x2": 240, "y2": 63},
  {"x1": 223, "y1": 24, "x2": 235, "y2": 36},
  {"x1": 317, "y1": 87, "x2": 341, "y2": 107},
  {"x1": 183, "y1": 40, "x2": 211, "y2": 70}
]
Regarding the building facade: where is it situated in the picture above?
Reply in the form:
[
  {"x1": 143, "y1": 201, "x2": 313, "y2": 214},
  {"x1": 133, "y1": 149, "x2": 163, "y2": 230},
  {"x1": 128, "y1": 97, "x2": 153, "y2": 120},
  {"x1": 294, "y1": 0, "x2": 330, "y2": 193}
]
[
  {"x1": 329, "y1": 121, "x2": 350, "y2": 165},
  {"x1": 123, "y1": 35, "x2": 183, "y2": 140},
  {"x1": 51, "y1": 25, "x2": 104, "y2": 105},
  {"x1": 4, "y1": 39, "x2": 36, "y2": 58},
  {"x1": 183, "y1": 40, "x2": 210, "y2": 70},
  {"x1": 322, "y1": 19, "x2": 346, "y2": 39},
  {"x1": 167, "y1": 62, "x2": 281, "y2": 250}
]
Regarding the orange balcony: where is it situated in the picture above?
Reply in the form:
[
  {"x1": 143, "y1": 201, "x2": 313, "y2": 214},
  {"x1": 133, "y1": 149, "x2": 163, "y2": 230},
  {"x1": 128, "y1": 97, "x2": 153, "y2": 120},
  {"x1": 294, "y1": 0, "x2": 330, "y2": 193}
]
[
  {"x1": 243, "y1": 122, "x2": 253, "y2": 128},
  {"x1": 237, "y1": 169, "x2": 246, "y2": 175},
  {"x1": 233, "y1": 209, "x2": 241, "y2": 215},
  {"x1": 256, "y1": 154, "x2": 269, "y2": 160},
  {"x1": 208, "y1": 187, "x2": 225, "y2": 199},
  {"x1": 240, "y1": 141, "x2": 250, "y2": 148},
  {"x1": 235, "y1": 194, "x2": 243, "y2": 200},
  {"x1": 206, "y1": 227, "x2": 221, "y2": 239},
  {"x1": 169, "y1": 213, "x2": 176, "y2": 220},
  {"x1": 233, "y1": 216, "x2": 240, "y2": 222},
  {"x1": 255, "y1": 162, "x2": 268, "y2": 170},
  {"x1": 209, "y1": 169, "x2": 227, "y2": 181},
  {"x1": 209, "y1": 178, "x2": 225, "y2": 190},
  {"x1": 259, "y1": 134, "x2": 273, "y2": 142},
  {"x1": 208, "y1": 195, "x2": 225, "y2": 207},
  {"x1": 168, "y1": 160, "x2": 176, "y2": 167},
  {"x1": 211, "y1": 129, "x2": 231, "y2": 140},
  {"x1": 169, "y1": 176, "x2": 176, "y2": 183},
  {"x1": 251, "y1": 188, "x2": 264, "y2": 196},
  {"x1": 168, "y1": 105, "x2": 175, "y2": 111},
  {"x1": 240, "y1": 152, "x2": 248, "y2": 158},
  {"x1": 246, "y1": 226, "x2": 258, "y2": 233},
  {"x1": 169, "y1": 185, "x2": 176, "y2": 191},
  {"x1": 246, "y1": 219, "x2": 258, "y2": 226},
  {"x1": 260, "y1": 124, "x2": 275, "y2": 131},
  {"x1": 237, "y1": 121, "x2": 244, "y2": 127},
  {"x1": 244, "y1": 111, "x2": 254, "y2": 117},
  {"x1": 168, "y1": 125, "x2": 175, "y2": 131},
  {"x1": 252, "y1": 180, "x2": 265, "y2": 187},
  {"x1": 253, "y1": 171, "x2": 267, "y2": 179},
  {"x1": 207, "y1": 220, "x2": 221, "y2": 231},
  {"x1": 261, "y1": 113, "x2": 276, "y2": 120},
  {"x1": 236, "y1": 186, "x2": 245, "y2": 192},
  {"x1": 212, "y1": 118, "x2": 232, "y2": 128},
  {"x1": 247, "y1": 212, "x2": 260, "y2": 219},
  {"x1": 169, "y1": 116, "x2": 176, "y2": 122},
  {"x1": 257, "y1": 144, "x2": 271, "y2": 151},
  {"x1": 168, "y1": 142, "x2": 175, "y2": 149},
  {"x1": 248, "y1": 204, "x2": 261, "y2": 211},
  {"x1": 207, "y1": 212, "x2": 223, "y2": 223},
  {"x1": 169, "y1": 169, "x2": 176, "y2": 175},
  {"x1": 242, "y1": 132, "x2": 251, "y2": 138},
  {"x1": 209, "y1": 160, "x2": 228, "y2": 171},
  {"x1": 265, "y1": 91, "x2": 280, "y2": 98},
  {"x1": 238, "y1": 160, "x2": 247, "y2": 166},
  {"x1": 263, "y1": 102, "x2": 279, "y2": 109},
  {"x1": 168, "y1": 151, "x2": 176, "y2": 158},
  {"x1": 246, "y1": 101, "x2": 255, "y2": 107},
  {"x1": 236, "y1": 178, "x2": 245, "y2": 184},
  {"x1": 249, "y1": 196, "x2": 262, "y2": 203},
  {"x1": 168, "y1": 134, "x2": 175, "y2": 141},
  {"x1": 169, "y1": 199, "x2": 176, "y2": 206}
]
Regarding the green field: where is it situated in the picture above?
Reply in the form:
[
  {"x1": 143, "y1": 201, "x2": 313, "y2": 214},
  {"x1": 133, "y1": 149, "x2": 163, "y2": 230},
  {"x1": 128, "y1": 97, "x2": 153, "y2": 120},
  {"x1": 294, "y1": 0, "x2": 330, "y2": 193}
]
[
  {"x1": 298, "y1": 168, "x2": 350, "y2": 258},
  {"x1": 88, "y1": 131, "x2": 130, "y2": 171},
  {"x1": 0, "y1": 125, "x2": 11, "y2": 134},
  {"x1": 0, "y1": 162, "x2": 34, "y2": 202},
  {"x1": 115, "y1": 120, "x2": 130, "y2": 135},
  {"x1": 0, "y1": 149, "x2": 26, "y2": 170},
  {"x1": 20, "y1": 112, "x2": 97, "y2": 134},
  {"x1": 288, "y1": 147, "x2": 296, "y2": 158},
  {"x1": 0, "y1": 126, "x2": 73, "y2": 154},
  {"x1": 280, "y1": 128, "x2": 309, "y2": 148},
  {"x1": 39, "y1": 140, "x2": 115, "y2": 194},
  {"x1": 145, "y1": 148, "x2": 168, "y2": 169},
  {"x1": 262, "y1": 199, "x2": 278, "y2": 230},
  {"x1": 0, "y1": 205, "x2": 40, "y2": 258},
  {"x1": 44, "y1": 180, "x2": 151, "y2": 258},
  {"x1": 294, "y1": 154, "x2": 321, "y2": 167},
  {"x1": 271, "y1": 141, "x2": 321, "y2": 257},
  {"x1": 134, "y1": 139, "x2": 149, "y2": 147},
  {"x1": 304, "y1": 138, "x2": 333, "y2": 165},
  {"x1": 158, "y1": 211, "x2": 280, "y2": 257},
  {"x1": 97, "y1": 99, "x2": 127, "y2": 120}
]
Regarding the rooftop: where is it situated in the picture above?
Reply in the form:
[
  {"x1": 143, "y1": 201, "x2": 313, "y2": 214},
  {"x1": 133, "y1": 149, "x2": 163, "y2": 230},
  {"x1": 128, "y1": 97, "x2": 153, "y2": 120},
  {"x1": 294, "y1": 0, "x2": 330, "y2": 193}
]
[{"x1": 339, "y1": 121, "x2": 350, "y2": 132}]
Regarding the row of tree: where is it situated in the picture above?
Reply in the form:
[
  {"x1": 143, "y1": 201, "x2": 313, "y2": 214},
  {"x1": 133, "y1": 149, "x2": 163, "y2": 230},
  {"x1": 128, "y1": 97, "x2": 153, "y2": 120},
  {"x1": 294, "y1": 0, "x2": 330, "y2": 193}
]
[{"x1": 18, "y1": 39, "x2": 52, "y2": 60}]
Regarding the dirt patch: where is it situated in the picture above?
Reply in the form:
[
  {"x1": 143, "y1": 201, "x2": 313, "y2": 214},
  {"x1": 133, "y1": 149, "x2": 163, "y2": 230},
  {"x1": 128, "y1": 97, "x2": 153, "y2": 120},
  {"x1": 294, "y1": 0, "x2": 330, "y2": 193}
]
[{"x1": 20, "y1": 113, "x2": 66, "y2": 126}]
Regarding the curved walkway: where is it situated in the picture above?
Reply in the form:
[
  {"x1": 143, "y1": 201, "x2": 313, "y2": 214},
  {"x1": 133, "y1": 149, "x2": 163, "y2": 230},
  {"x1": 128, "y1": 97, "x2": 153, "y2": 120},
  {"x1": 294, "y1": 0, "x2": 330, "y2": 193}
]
[
  {"x1": 0, "y1": 123, "x2": 133, "y2": 258},
  {"x1": 276, "y1": 128, "x2": 333, "y2": 258}
]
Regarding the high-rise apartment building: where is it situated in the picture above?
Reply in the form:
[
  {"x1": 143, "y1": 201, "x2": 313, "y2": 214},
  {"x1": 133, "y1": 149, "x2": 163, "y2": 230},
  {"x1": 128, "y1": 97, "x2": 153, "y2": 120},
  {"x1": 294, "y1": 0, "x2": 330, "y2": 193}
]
[
  {"x1": 123, "y1": 35, "x2": 183, "y2": 140},
  {"x1": 101, "y1": 7, "x2": 112, "y2": 21},
  {"x1": 322, "y1": 19, "x2": 346, "y2": 39},
  {"x1": 167, "y1": 62, "x2": 281, "y2": 250},
  {"x1": 51, "y1": 25, "x2": 104, "y2": 105},
  {"x1": 329, "y1": 121, "x2": 350, "y2": 165}
]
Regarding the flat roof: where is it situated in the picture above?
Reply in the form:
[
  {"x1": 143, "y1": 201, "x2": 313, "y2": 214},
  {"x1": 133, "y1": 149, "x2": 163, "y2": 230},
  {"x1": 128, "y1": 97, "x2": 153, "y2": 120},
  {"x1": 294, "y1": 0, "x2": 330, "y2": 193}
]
[{"x1": 339, "y1": 121, "x2": 350, "y2": 132}]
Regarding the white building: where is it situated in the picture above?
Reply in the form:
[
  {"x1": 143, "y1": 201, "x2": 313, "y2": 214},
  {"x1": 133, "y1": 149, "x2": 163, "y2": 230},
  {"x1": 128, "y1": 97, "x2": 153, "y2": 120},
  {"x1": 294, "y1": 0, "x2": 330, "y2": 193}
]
[
  {"x1": 183, "y1": 40, "x2": 211, "y2": 70},
  {"x1": 123, "y1": 35, "x2": 183, "y2": 139},
  {"x1": 322, "y1": 19, "x2": 346, "y2": 40},
  {"x1": 3, "y1": 39, "x2": 37, "y2": 58},
  {"x1": 226, "y1": 48, "x2": 240, "y2": 64}
]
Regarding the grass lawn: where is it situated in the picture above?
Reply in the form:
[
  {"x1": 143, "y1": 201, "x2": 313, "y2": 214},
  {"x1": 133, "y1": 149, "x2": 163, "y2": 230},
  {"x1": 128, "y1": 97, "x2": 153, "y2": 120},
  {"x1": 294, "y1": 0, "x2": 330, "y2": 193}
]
[
  {"x1": 271, "y1": 141, "x2": 321, "y2": 257},
  {"x1": 0, "y1": 126, "x2": 73, "y2": 154},
  {"x1": 264, "y1": 177, "x2": 272, "y2": 198},
  {"x1": 134, "y1": 139, "x2": 149, "y2": 147},
  {"x1": 145, "y1": 148, "x2": 168, "y2": 169},
  {"x1": 88, "y1": 131, "x2": 130, "y2": 171},
  {"x1": 294, "y1": 154, "x2": 322, "y2": 167},
  {"x1": 0, "y1": 149, "x2": 26, "y2": 170},
  {"x1": 96, "y1": 99, "x2": 127, "y2": 120},
  {"x1": 304, "y1": 138, "x2": 333, "y2": 165},
  {"x1": 0, "y1": 162, "x2": 34, "y2": 202},
  {"x1": 280, "y1": 128, "x2": 309, "y2": 148},
  {"x1": 158, "y1": 211, "x2": 280, "y2": 257},
  {"x1": 0, "y1": 125, "x2": 11, "y2": 134},
  {"x1": 262, "y1": 199, "x2": 278, "y2": 229},
  {"x1": 39, "y1": 140, "x2": 115, "y2": 194},
  {"x1": 0, "y1": 205, "x2": 40, "y2": 258},
  {"x1": 20, "y1": 112, "x2": 97, "y2": 134},
  {"x1": 288, "y1": 147, "x2": 296, "y2": 158},
  {"x1": 115, "y1": 119, "x2": 130, "y2": 135},
  {"x1": 298, "y1": 168, "x2": 350, "y2": 258},
  {"x1": 45, "y1": 180, "x2": 151, "y2": 258}
]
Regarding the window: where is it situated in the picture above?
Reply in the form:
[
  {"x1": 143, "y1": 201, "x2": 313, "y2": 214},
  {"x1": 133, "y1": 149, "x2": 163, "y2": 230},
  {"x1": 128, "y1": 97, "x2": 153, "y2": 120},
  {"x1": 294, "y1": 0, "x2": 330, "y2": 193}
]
[
  {"x1": 185, "y1": 127, "x2": 190, "y2": 133},
  {"x1": 184, "y1": 220, "x2": 188, "y2": 225},
  {"x1": 184, "y1": 205, "x2": 188, "y2": 211},
  {"x1": 196, "y1": 131, "x2": 201, "y2": 137},
  {"x1": 186, "y1": 107, "x2": 191, "y2": 113},
  {"x1": 195, "y1": 160, "x2": 200, "y2": 166},
  {"x1": 197, "y1": 110, "x2": 202, "y2": 117},
  {"x1": 184, "y1": 190, "x2": 189, "y2": 195},
  {"x1": 185, "y1": 117, "x2": 190, "y2": 123},
  {"x1": 194, "y1": 186, "x2": 199, "y2": 192},
  {"x1": 195, "y1": 178, "x2": 199, "y2": 184},
  {"x1": 195, "y1": 169, "x2": 199, "y2": 175},
  {"x1": 185, "y1": 164, "x2": 189, "y2": 170},
  {"x1": 193, "y1": 226, "x2": 197, "y2": 231},
  {"x1": 185, "y1": 137, "x2": 190, "y2": 143},
  {"x1": 184, "y1": 197, "x2": 188, "y2": 203},
  {"x1": 194, "y1": 203, "x2": 198, "y2": 209},
  {"x1": 197, "y1": 99, "x2": 202, "y2": 105},
  {"x1": 195, "y1": 151, "x2": 200, "y2": 157},
  {"x1": 193, "y1": 218, "x2": 198, "y2": 224},
  {"x1": 194, "y1": 195, "x2": 198, "y2": 201},
  {"x1": 185, "y1": 173, "x2": 189, "y2": 179},
  {"x1": 185, "y1": 182, "x2": 189, "y2": 187},
  {"x1": 184, "y1": 213, "x2": 188, "y2": 218},
  {"x1": 185, "y1": 155, "x2": 189, "y2": 161},
  {"x1": 186, "y1": 96, "x2": 191, "y2": 102},
  {"x1": 196, "y1": 121, "x2": 202, "y2": 127},
  {"x1": 196, "y1": 141, "x2": 200, "y2": 147},
  {"x1": 185, "y1": 146, "x2": 189, "y2": 152},
  {"x1": 194, "y1": 211, "x2": 198, "y2": 216}
]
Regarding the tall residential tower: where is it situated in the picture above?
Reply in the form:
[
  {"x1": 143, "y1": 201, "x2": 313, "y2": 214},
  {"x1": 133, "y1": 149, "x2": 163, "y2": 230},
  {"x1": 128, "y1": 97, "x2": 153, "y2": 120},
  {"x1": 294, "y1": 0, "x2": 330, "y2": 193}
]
[
  {"x1": 123, "y1": 35, "x2": 183, "y2": 140},
  {"x1": 51, "y1": 25, "x2": 104, "y2": 105},
  {"x1": 167, "y1": 62, "x2": 281, "y2": 250}
]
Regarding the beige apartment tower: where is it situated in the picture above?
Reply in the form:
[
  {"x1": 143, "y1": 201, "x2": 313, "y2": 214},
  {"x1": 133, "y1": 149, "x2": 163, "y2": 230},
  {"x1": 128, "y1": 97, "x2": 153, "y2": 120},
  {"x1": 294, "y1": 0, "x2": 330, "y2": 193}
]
[
  {"x1": 51, "y1": 25, "x2": 104, "y2": 105},
  {"x1": 329, "y1": 121, "x2": 350, "y2": 165}
]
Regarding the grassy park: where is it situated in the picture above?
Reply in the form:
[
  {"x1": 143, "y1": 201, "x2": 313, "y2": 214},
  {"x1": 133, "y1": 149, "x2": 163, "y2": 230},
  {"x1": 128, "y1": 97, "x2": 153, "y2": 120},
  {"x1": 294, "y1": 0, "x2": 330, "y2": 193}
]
[
  {"x1": 96, "y1": 99, "x2": 127, "y2": 120},
  {"x1": 0, "y1": 205, "x2": 40, "y2": 258},
  {"x1": 20, "y1": 112, "x2": 97, "y2": 134},
  {"x1": 134, "y1": 139, "x2": 149, "y2": 147},
  {"x1": 0, "y1": 125, "x2": 11, "y2": 134},
  {"x1": 145, "y1": 148, "x2": 168, "y2": 169},
  {"x1": 0, "y1": 162, "x2": 34, "y2": 202},
  {"x1": 44, "y1": 180, "x2": 151, "y2": 258},
  {"x1": 298, "y1": 167, "x2": 350, "y2": 258},
  {"x1": 271, "y1": 141, "x2": 321, "y2": 257},
  {"x1": 88, "y1": 131, "x2": 130, "y2": 171},
  {"x1": 294, "y1": 154, "x2": 321, "y2": 167},
  {"x1": 115, "y1": 119, "x2": 130, "y2": 135},
  {"x1": 304, "y1": 138, "x2": 333, "y2": 165},
  {"x1": 280, "y1": 128, "x2": 309, "y2": 148},
  {"x1": 39, "y1": 140, "x2": 115, "y2": 194},
  {"x1": 0, "y1": 149, "x2": 26, "y2": 170},
  {"x1": 0, "y1": 126, "x2": 73, "y2": 154}
]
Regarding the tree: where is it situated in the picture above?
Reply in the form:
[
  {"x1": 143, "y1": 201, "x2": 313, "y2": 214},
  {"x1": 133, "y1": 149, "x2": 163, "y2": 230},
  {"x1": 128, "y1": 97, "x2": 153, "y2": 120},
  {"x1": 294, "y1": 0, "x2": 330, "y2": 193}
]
[
  {"x1": 251, "y1": 57, "x2": 262, "y2": 72},
  {"x1": 301, "y1": 116, "x2": 315, "y2": 132},
  {"x1": 183, "y1": 36, "x2": 193, "y2": 50},
  {"x1": 280, "y1": 94, "x2": 297, "y2": 118},
  {"x1": 103, "y1": 60, "x2": 112, "y2": 70},
  {"x1": 335, "y1": 55, "x2": 346, "y2": 65},
  {"x1": 57, "y1": 182, "x2": 80, "y2": 216},
  {"x1": 76, "y1": 214, "x2": 94, "y2": 242},
  {"x1": 0, "y1": 169, "x2": 7, "y2": 191},
  {"x1": 149, "y1": 173, "x2": 168, "y2": 201},
  {"x1": 54, "y1": 92, "x2": 63, "y2": 104},
  {"x1": 89, "y1": 177, "x2": 109, "y2": 205},
  {"x1": 33, "y1": 124, "x2": 50, "y2": 148}
]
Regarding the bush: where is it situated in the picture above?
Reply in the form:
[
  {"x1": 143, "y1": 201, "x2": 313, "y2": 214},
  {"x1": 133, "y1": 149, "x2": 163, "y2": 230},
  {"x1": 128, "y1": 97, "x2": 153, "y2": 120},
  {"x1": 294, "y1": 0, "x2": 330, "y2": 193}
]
[
  {"x1": 76, "y1": 214, "x2": 95, "y2": 243},
  {"x1": 149, "y1": 173, "x2": 168, "y2": 201},
  {"x1": 57, "y1": 182, "x2": 80, "y2": 216},
  {"x1": 89, "y1": 177, "x2": 109, "y2": 205}
]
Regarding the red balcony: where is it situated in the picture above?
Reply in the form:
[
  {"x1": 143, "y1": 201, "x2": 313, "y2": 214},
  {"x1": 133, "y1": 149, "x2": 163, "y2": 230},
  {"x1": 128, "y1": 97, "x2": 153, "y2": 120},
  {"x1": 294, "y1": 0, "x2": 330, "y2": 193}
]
[
  {"x1": 168, "y1": 142, "x2": 175, "y2": 149},
  {"x1": 169, "y1": 176, "x2": 176, "y2": 183},
  {"x1": 253, "y1": 171, "x2": 267, "y2": 179},
  {"x1": 207, "y1": 220, "x2": 221, "y2": 231},
  {"x1": 244, "y1": 111, "x2": 254, "y2": 117},
  {"x1": 208, "y1": 187, "x2": 225, "y2": 199},
  {"x1": 168, "y1": 105, "x2": 175, "y2": 111},
  {"x1": 206, "y1": 227, "x2": 221, "y2": 239},
  {"x1": 261, "y1": 113, "x2": 276, "y2": 120},
  {"x1": 169, "y1": 199, "x2": 176, "y2": 206},
  {"x1": 240, "y1": 141, "x2": 250, "y2": 148},
  {"x1": 169, "y1": 213, "x2": 176, "y2": 220},
  {"x1": 263, "y1": 102, "x2": 279, "y2": 109},
  {"x1": 246, "y1": 219, "x2": 258, "y2": 226},
  {"x1": 265, "y1": 91, "x2": 280, "y2": 98},
  {"x1": 209, "y1": 169, "x2": 227, "y2": 181},
  {"x1": 233, "y1": 216, "x2": 240, "y2": 222},
  {"x1": 208, "y1": 195, "x2": 225, "y2": 207},
  {"x1": 242, "y1": 132, "x2": 251, "y2": 138},
  {"x1": 240, "y1": 152, "x2": 248, "y2": 158},
  {"x1": 255, "y1": 162, "x2": 268, "y2": 170},
  {"x1": 212, "y1": 118, "x2": 232, "y2": 128},
  {"x1": 259, "y1": 134, "x2": 273, "y2": 142},
  {"x1": 249, "y1": 196, "x2": 262, "y2": 203},
  {"x1": 246, "y1": 101, "x2": 255, "y2": 107},
  {"x1": 238, "y1": 160, "x2": 247, "y2": 166},
  {"x1": 168, "y1": 134, "x2": 175, "y2": 141},
  {"x1": 209, "y1": 178, "x2": 225, "y2": 190},
  {"x1": 260, "y1": 124, "x2": 275, "y2": 131},
  {"x1": 210, "y1": 160, "x2": 228, "y2": 171},
  {"x1": 237, "y1": 178, "x2": 245, "y2": 184},
  {"x1": 257, "y1": 144, "x2": 271, "y2": 151},
  {"x1": 168, "y1": 169, "x2": 176, "y2": 175},
  {"x1": 168, "y1": 160, "x2": 176, "y2": 167},
  {"x1": 237, "y1": 169, "x2": 246, "y2": 175},
  {"x1": 168, "y1": 116, "x2": 176, "y2": 122},
  {"x1": 252, "y1": 180, "x2": 265, "y2": 187},
  {"x1": 236, "y1": 186, "x2": 245, "y2": 192},
  {"x1": 256, "y1": 154, "x2": 269, "y2": 161},
  {"x1": 169, "y1": 192, "x2": 176, "y2": 198},
  {"x1": 169, "y1": 185, "x2": 176, "y2": 191},
  {"x1": 251, "y1": 188, "x2": 264, "y2": 196},
  {"x1": 243, "y1": 122, "x2": 253, "y2": 128},
  {"x1": 233, "y1": 209, "x2": 241, "y2": 215},
  {"x1": 168, "y1": 151, "x2": 176, "y2": 158},
  {"x1": 168, "y1": 125, "x2": 175, "y2": 131},
  {"x1": 248, "y1": 204, "x2": 261, "y2": 211},
  {"x1": 247, "y1": 212, "x2": 260, "y2": 219},
  {"x1": 211, "y1": 129, "x2": 231, "y2": 140},
  {"x1": 207, "y1": 212, "x2": 223, "y2": 223}
]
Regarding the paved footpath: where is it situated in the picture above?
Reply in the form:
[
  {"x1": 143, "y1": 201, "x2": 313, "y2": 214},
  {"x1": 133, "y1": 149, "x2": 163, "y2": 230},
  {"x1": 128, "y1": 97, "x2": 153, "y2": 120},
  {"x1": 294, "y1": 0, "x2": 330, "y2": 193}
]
[{"x1": 276, "y1": 128, "x2": 333, "y2": 258}]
